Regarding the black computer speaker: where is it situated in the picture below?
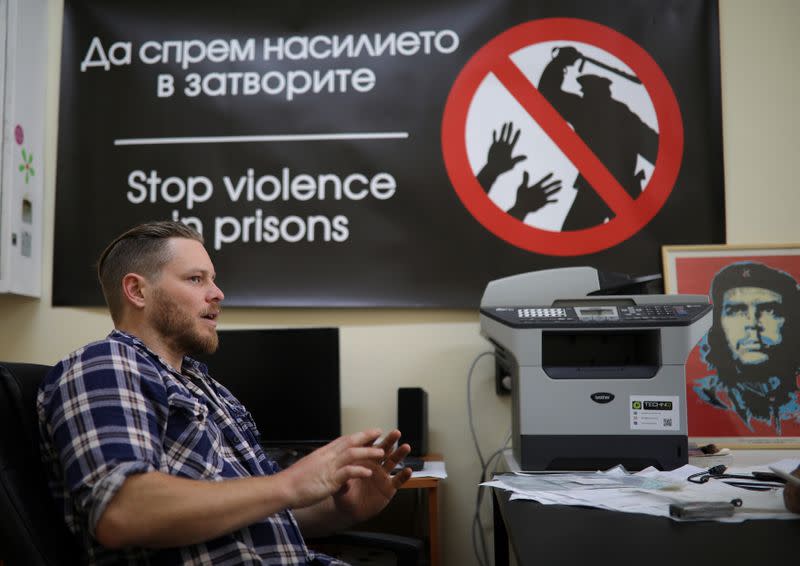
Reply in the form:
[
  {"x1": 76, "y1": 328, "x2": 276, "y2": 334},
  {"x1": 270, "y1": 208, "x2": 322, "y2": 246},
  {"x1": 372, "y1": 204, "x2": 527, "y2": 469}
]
[{"x1": 397, "y1": 387, "x2": 428, "y2": 457}]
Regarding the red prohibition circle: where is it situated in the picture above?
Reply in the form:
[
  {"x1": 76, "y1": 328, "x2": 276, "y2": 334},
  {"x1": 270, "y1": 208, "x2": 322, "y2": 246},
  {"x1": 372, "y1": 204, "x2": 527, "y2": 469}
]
[{"x1": 441, "y1": 18, "x2": 683, "y2": 256}]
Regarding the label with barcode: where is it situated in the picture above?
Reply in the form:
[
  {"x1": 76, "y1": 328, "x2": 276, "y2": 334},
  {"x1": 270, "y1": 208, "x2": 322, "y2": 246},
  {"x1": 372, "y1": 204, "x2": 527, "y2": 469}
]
[{"x1": 629, "y1": 395, "x2": 679, "y2": 431}]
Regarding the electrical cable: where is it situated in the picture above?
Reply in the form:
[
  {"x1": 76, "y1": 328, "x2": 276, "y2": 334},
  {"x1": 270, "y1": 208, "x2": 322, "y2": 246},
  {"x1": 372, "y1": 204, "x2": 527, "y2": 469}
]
[
  {"x1": 473, "y1": 433, "x2": 511, "y2": 566},
  {"x1": 467, "y1": 350, "x2": 511, "y2": 566},
  {"x1": 468, "y1": 351, "x2": 494, "y2": 566},
  {"x1": 467, "y1": 351, "x2": 496, "y2": 472}
]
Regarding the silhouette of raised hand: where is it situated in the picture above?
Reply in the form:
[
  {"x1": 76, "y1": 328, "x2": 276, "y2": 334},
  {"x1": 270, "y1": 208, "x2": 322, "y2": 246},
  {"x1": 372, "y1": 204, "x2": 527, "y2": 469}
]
[
  {"x1": 477, "y1": 122, "x2": 527, "y2": 193},
  {"x1": 507, "y1": 171, "x2": 561, "y2": 221}
]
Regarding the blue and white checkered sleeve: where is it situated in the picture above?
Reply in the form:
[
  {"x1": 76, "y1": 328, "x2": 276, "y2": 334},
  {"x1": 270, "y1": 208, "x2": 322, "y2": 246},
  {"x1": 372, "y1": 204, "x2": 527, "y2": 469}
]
[{"x1": 43, "y1": 340, "x2": 169, "y2": 535}]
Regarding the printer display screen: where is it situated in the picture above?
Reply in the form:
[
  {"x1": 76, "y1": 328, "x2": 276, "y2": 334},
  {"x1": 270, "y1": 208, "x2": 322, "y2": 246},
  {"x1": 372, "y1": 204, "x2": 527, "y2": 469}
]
[
  {"x1": 575, "y1": 306, "x2": 618, "y2": 320},
  {"x1": 579, "y1": 308, "x2": 614, "y2": 316}
]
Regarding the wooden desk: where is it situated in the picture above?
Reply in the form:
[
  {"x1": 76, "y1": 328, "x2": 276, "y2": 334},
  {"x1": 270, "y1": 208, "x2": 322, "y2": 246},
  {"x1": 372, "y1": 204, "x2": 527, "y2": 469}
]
[
  {"x1": 398, "y1": 455, "x2": 443, "y2": 566},
  {"x1": 400, "y1": 474, "x2": 441, "y2": 566}
]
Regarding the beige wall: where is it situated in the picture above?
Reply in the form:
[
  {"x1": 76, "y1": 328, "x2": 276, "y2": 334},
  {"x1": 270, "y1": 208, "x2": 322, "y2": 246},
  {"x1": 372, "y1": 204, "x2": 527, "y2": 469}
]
[
  {"x1": 1, "y1": 1, "x2": 798, "y2": 564},
  {"x1": 720, "y1": 0, "x2": 800, "y2": 242}
]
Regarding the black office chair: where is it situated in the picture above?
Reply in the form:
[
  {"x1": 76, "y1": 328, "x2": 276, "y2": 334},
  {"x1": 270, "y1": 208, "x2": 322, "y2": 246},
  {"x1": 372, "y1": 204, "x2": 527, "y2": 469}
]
[
  {"x1": 0, "y1": 362, "x2": 80, "y2": 566},
  {"x1": 308, "y1": 531, "x2": 424, "y2": 566},
  {"x1": 0, "y1": 361, "x2": 423, "y2": 566}
]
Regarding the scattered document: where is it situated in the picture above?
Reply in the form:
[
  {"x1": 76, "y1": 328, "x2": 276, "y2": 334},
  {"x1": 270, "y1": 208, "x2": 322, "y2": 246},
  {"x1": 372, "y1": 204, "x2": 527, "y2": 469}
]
[
  {"x1": 413, "y1": 460, "x2": 447, "y2": 479},
  {"x1": 484, "y1": 459, "x2": 800, "y2": 522}
]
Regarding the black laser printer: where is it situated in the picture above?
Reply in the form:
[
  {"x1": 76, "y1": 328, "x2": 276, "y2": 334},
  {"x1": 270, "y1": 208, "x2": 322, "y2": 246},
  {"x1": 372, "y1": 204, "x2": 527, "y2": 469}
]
[{"x1": 480, "y1": 267, "x2": 712, "y2": 471}]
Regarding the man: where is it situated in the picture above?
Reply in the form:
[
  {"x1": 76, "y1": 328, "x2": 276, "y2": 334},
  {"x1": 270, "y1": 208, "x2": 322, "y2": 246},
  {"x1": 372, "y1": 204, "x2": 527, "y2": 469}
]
[
  {"x1": 695, "y1": 261, "x2": 800, "y2": 433},
  {"x1": 37, "y1": 220, "x2": 413, "y2": 565}
]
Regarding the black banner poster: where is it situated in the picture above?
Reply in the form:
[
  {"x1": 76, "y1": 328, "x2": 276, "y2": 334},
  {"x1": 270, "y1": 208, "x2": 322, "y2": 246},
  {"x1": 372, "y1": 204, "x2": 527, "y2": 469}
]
[{"x1": 54, "y1": 0, "x2": 723, "y2": 307}]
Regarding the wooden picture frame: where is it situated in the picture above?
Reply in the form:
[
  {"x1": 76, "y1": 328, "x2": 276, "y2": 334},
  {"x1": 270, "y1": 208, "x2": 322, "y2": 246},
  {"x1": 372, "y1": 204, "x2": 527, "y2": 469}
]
[{"x1": 662, "y1": 244, "x2": 800, "y2": 448}]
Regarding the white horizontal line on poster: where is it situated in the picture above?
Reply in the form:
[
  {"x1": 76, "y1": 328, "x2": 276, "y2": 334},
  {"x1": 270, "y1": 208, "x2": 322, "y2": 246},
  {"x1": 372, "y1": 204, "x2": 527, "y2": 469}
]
[{"x1": 113, "y1": 132, "x2": 410, "y2": 146}]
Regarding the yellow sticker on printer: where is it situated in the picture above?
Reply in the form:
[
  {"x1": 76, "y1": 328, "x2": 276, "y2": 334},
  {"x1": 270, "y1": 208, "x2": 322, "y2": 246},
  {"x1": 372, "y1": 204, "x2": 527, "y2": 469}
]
[{"x1": 630, "y1": 396, "x2": 679, "y2": 431}]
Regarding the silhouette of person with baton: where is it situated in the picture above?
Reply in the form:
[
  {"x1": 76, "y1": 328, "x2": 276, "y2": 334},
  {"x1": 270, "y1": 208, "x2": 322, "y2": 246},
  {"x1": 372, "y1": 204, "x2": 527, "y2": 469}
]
[{"x1": 538, "y1": 46, "x2": 658, "y2": 230}]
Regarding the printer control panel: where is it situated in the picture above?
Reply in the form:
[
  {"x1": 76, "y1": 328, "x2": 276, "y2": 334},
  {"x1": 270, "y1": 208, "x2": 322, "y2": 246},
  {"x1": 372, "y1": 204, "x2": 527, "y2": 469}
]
[{"x1": 483, "y1": 303, "x2": 711, "y2": 328}]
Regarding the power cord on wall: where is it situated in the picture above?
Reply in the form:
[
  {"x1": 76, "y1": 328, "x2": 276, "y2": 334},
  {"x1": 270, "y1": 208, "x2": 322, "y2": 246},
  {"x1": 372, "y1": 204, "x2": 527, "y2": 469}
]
[
  {"x1": 467, "y1": 350, "x2": 511, "y2": 566},
  {"x1": 472, "y1": 433, "x2": 511, "y2": 566}
]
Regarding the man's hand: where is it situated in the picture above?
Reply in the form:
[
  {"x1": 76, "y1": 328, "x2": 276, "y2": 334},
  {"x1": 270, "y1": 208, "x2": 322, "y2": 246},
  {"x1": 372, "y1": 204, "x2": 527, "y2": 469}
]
[
  {"x1": 784, "y1": 466, "x2": 800, "y2": 513},
  {"x1": 290, "y1": 429, "x2": 413, "y2": 536},
  {"x1": 331, "y1": 429, "x2": 413, "y2": 524},
  {"x1": 277, "y1": 429, "x2": 388, "y2": 510}
]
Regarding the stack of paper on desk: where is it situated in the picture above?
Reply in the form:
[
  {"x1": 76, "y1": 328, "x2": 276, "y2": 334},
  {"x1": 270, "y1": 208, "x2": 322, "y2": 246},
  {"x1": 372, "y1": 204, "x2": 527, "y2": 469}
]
[
  {"x1": 411, "y1": 460, "x2": 447, "y2": 479},
  {"x1": 483, "y1": 459, "x2": 800, "y2": 522}
]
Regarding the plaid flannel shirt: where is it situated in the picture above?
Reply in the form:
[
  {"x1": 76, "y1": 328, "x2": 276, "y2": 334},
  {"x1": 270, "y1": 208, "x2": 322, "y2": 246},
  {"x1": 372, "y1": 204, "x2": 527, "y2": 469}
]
[{"x1": 38, "y1": 330, "x2": 346, "y2": 565}]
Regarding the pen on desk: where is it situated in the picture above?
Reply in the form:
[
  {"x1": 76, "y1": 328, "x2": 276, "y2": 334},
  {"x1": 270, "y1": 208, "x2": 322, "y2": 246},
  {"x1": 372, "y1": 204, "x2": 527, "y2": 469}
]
[
  {"x1": 722, "y1": 481, "x2": 779, "y2": 491},
  {"x1": 768, "y1": 466, "x2": 800, "y2": 487}
]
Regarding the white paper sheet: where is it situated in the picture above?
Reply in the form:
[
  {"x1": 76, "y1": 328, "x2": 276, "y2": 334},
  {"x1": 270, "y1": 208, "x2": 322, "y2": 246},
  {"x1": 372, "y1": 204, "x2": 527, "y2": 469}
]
[{"x1": 412, "y1": 460, "x2": 447, "y2": 479}]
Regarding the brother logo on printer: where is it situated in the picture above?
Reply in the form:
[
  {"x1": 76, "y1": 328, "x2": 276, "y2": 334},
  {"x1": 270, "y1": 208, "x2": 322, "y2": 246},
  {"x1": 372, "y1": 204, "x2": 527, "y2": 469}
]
[{"x1": 590, "y1": 392, "x2": 615, "y2": 404}]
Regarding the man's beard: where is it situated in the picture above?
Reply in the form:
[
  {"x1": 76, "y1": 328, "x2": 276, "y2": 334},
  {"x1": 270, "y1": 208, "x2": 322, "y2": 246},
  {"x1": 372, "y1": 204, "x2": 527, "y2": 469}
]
[
  {"x1": 733, "y1": 351, "x2": 782, "y2": 379},
  {"x1": 151, "y1": 287, "x2": 219, "y2": 358}
]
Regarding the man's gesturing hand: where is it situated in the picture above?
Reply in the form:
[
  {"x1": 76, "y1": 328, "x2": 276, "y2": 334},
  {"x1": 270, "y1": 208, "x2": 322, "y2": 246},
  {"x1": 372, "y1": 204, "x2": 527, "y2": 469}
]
[
  {"x1": 332, "y1": 429, "x2": 412, "y2": 523},
  {"x1": 277, "y1": 429, "x2": 387, "y2": 509}
]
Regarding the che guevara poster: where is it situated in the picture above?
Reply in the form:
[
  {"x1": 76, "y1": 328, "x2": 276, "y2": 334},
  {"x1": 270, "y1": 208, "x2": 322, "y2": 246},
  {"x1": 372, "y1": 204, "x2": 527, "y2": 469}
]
[{"x1": 665, "y1": 245, "x2": 800, "y2": 446}]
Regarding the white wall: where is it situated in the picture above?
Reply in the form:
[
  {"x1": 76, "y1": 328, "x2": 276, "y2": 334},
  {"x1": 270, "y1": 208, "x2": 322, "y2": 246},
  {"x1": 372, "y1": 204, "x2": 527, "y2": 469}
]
[{"x1": 1, "y1": 1, "x2": 798, "y2": 564}]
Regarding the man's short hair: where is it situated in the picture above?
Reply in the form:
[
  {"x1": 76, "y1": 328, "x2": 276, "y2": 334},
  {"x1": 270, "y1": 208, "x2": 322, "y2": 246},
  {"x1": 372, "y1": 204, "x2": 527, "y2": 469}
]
[
  {"x1": 97, "y1": 220, "x2": 204, "y2": 323},
  {"x1": 704, "y1": 261, "x2": 800, "y2": 381}
]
